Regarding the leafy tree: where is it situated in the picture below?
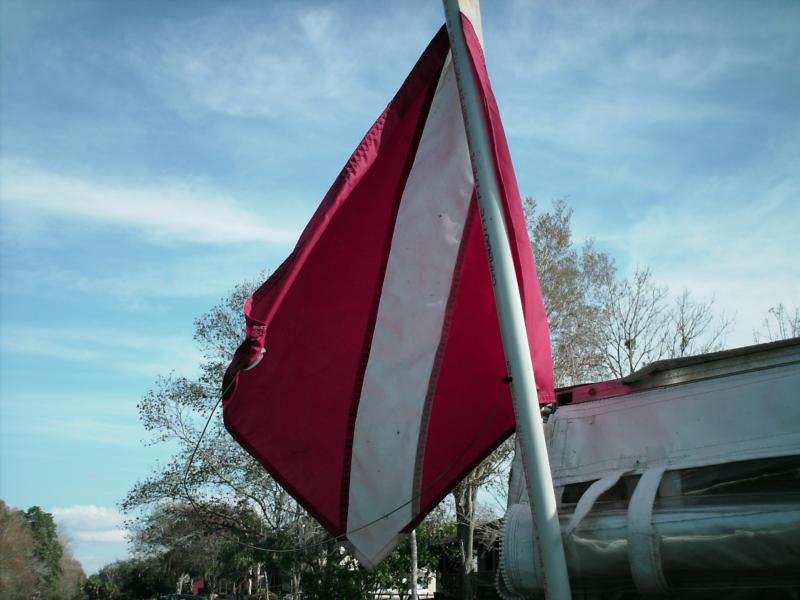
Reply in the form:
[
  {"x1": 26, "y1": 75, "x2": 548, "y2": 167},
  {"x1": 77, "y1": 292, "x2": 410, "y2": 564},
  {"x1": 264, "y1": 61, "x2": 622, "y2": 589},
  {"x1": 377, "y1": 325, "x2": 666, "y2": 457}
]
[
  {"x1": 124, "y1": 282, "x2": 303, "y2": 538},
  {"x1": 25, "y1": 506, "x2": 64, "y2": 598},
  {"x1": 82, "y1": 568, "x2": 120, "y2": 600},
  {"x1": 123, "y1": 280, "x2": 326, "y2": 591},
  {"x1": 80, "y1": 557, "x2": 171, "y2": 600},
  {"x1": 129, "y1": 502, "x2": 229, "y2": 591},
  {"x1": 130, "y1": 500, "x2": 327, "y2": 596},
  {"x1": 298, "y1": 516, "x2": 454, "y2": 600}
]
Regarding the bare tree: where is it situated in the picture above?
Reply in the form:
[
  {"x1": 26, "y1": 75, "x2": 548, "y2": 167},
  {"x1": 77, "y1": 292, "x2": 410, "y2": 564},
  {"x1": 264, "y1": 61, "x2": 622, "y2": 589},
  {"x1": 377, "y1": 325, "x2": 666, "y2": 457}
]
[
  {"x1": 451, "y1": 479, "x2": 479, "y2": 599},
  {"x1": 665, "y1": 290, "x2": 732, "y2": 357},
  {"x1": 599, "y1": 267, "x2": 732, "y2": 378},
  {"x1": 753, "y1": 303, "x2": 800, "y2": 343},
  {"x1": 56, "y1": 532, "x2": 86, "y2": 600},
  {"x1": 0, "y1": 501, "x2": 39, "y2": 600},
  {"x1": 600, "y1": 267, "x2": 669, "y2": 377}
]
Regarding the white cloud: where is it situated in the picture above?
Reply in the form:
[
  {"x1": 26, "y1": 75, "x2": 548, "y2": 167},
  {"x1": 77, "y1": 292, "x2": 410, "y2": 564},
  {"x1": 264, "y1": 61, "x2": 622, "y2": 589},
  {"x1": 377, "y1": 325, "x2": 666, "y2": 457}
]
[
  {"x1": 52, "y1": 505, "x2": 125, "y2": 531},
  {"x1": 74, "y1": 529, "x2": 130, "y2": 543},
  {"x1": 146, "y1": 7, "x2": 356, "y2": 120},
  {"x1": 0, "y1": 159, "x2": 299, "y2": 245},
  {"x1": 51, "y1": 506, "x2": 130, "y2": 574}
]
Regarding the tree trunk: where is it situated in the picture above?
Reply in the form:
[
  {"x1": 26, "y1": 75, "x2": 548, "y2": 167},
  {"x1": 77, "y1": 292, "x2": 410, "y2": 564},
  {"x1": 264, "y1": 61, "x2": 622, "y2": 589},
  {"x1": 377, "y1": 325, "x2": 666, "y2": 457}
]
[
  {"x1": 410, "y1": 528, "x2": 419, "y2": 600},
  {"x1": 453, "y1": 482, "x2": 478, "y2": 599}
]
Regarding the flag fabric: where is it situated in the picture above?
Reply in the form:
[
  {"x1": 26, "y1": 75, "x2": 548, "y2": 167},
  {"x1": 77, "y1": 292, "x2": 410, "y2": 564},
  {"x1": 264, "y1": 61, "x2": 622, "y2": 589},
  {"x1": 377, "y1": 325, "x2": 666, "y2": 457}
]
[
  {"x1": 192, "y1": 578, "x2": 205, "y2": 596},
  {"x1": 223, "y1": 5, "x2": 554, "y2": 568}
]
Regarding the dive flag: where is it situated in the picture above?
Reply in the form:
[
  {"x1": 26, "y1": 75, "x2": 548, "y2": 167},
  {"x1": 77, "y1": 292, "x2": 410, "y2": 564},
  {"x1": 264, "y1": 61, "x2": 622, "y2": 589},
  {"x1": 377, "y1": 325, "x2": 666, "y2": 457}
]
[{"x1": 223, "y1": 4, "x2": 554, "y2": 568}]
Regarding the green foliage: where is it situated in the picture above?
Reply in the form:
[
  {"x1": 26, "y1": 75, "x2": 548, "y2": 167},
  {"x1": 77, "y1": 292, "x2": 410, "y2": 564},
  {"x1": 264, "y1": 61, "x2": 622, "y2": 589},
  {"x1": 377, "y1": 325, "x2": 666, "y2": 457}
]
[
  {"x1": 299, "y1": 549, "x2": 374, "y2": 600},
  {"x1": 25, "y1": 506, "x2": 64, "y2": 596},
  {"x1": 417, "y1": 518, "x2": 459, "y2": 572},
  {"x1": 80, "y1": 558, "x2": 172, "y2": 600},
  {"x1": 302, "y1": 518, "x2": 457, "y2": 600},
  {"x1": 82, "y1": 573, "x2": 119, "y2": 600}
]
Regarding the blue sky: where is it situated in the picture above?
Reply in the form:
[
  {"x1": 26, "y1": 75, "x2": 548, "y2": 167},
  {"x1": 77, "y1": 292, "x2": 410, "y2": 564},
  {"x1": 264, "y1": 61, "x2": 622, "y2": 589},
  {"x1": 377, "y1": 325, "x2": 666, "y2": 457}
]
[{"x1": 1, "y1": 0, "x2": 798, "y2": 574}]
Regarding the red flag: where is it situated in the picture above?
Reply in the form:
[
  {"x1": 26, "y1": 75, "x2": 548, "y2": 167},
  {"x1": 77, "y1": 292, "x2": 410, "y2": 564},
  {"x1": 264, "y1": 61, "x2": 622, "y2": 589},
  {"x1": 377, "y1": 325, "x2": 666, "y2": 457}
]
[
  {"x1": 192, "y1": 578, "x2": 204, "y2": 595},
  {"x1": 223, "y1": 8, "x2": 553, "y2": 568}
]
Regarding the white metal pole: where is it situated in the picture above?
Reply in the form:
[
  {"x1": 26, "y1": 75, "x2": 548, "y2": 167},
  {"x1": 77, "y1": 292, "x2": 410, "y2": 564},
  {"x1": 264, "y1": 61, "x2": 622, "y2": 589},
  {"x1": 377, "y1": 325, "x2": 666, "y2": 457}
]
[{"x1": 441, "y1": 1, "x2": 572, "y2": 598}]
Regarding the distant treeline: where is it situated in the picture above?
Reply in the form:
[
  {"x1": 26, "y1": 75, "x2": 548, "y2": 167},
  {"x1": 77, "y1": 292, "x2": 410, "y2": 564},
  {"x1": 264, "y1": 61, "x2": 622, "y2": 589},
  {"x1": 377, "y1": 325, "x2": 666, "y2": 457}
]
[{"x1": 0, "y1": 500, "x2": 85, "y2": 600}]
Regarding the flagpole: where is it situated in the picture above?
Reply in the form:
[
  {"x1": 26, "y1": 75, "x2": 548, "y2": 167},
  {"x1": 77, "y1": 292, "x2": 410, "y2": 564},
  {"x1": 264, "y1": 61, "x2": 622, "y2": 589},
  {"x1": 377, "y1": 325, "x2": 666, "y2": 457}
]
[{"x1": 442, "y1": 1, "x2": 572, "y2": 598}]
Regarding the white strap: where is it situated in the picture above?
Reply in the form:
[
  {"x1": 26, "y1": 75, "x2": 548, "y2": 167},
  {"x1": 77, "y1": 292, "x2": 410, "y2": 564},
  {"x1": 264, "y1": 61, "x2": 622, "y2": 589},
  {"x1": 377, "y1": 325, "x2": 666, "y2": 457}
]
[
  {"x1": 565, "y1": 469, "x2": 628, "y2": 537},
  {"x1": 628, "y1": 465, "x2": 669, "y2": 595}
]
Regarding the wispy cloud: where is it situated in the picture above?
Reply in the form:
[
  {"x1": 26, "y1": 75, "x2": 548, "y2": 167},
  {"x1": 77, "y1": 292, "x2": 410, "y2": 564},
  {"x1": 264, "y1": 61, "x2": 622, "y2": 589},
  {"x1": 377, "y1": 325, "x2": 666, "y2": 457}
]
[
  {"x1": 0, "y1": 159, "x2": 299, "y2": 245},
  {"x1": 138, "y1": 6, "x2": 357, "y2": 120},
  {"x1": 1, "y1": 391, "x2": 140, "y2": 418},
  {"x1": 1, "y1": 389, "x2": 147, "y2": 448},
  {"x1": 1, "y1": 250, "x2": 270, "y2": 309},
  {"x1": 0, "y1": 324, "x2": 202, "y2": 377},
  {"x1": 482, "y1": 0, "x2": 800, "y2": 349},
  {"x1": 52, "y1": 505, "x2": 126, "y2": 531},
  {"x1": 33, "y1": 419, "x2": 144, "y2": 447},
  {"x1": 592, "y1": 137, "x2": 800, "y2": 347},
  {"x1": 124, "y1": 3, "x2": 439, "y2": 124},
  {"x1": 74, "y1": 529, "x2": 129, "y2": 543},
  {"x1": 492, "y1": 0, "x2": 799, "y2": 163}
]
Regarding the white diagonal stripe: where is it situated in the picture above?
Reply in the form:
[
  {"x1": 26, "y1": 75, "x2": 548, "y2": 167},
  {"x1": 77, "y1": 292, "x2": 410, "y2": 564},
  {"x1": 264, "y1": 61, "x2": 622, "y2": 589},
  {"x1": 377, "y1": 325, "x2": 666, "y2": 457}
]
[{"x1": 346, "y1": 53, "x2": 474, "y2": 567}]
